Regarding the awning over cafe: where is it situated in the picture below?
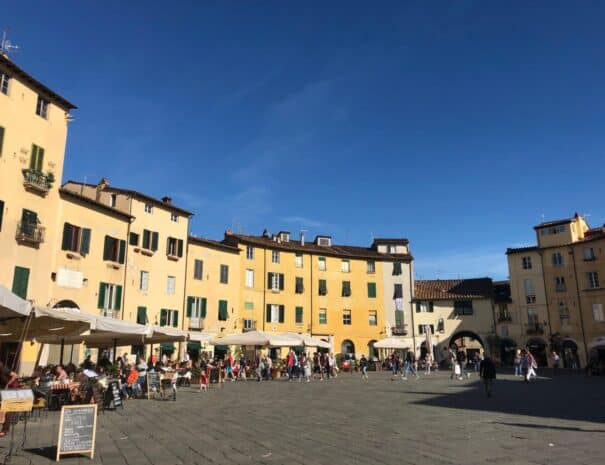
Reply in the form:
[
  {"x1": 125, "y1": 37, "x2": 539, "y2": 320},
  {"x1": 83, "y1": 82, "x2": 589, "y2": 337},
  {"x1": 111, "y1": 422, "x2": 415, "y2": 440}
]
[
  {"x1": 146, "y1": 326, "x2": 188, "y2": 344},
  {"x1": 373, "y1": 337, "x2": 414, "y2": 349},
  {"x1": 0, "y1": 285, "x2": 31, "y2": 319},
  {"x1": 211, "y1": 330, "x2": 299, "y2": 347},
  {"x1": 282, "y1": 332, "x2": 331, "y2": 348}
]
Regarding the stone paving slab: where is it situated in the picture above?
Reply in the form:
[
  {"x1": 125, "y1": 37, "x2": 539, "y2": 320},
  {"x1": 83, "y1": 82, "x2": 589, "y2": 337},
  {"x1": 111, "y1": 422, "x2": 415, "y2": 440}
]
[{"x1": 1, "y1": 370, "x2": 604, "y2": 464}]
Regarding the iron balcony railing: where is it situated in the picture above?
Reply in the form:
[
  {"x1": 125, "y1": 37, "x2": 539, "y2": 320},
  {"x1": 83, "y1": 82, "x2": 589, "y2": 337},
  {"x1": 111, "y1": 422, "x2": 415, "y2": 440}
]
[
  {"x1": 22, "y1": 168, "x2": 52, "y2": 193},
  {"x1": 391, "y1": 325, "x2": 408, "y2": 336},
  {"x1": 15, "y1": 222, "x2": 45, "y2": 245},
  {"x1": 526, "y1": 323, "x2": 545, "y2": 335},
  {"x1": 497, "y1": 314, "x2": 513, "y2": 322},
  {"x1": 189, "y1": 317, "x2": 204, "y2": 330}
]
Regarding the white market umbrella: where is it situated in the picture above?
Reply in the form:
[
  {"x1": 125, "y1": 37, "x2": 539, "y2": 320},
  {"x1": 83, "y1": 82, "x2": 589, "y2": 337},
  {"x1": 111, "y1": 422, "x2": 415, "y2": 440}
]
[
  {"x1": 374, "y1": 337, "x2": 413, "y2": 349},
  {"x1": 211, "y1": 330, "x2": 298, "y2": 347},
  {"x1": 282, "y1": 332, "x2": 331, "y2": 349},
  {"x1": 188, "y1": 332, "x2": 217, "y2": 344},
  {"x1": 0, "y1": 285, "x2": 31, "y2": 319},
  {"x1": 146, "y1": 325, "x2": 188, "y2": 344}
]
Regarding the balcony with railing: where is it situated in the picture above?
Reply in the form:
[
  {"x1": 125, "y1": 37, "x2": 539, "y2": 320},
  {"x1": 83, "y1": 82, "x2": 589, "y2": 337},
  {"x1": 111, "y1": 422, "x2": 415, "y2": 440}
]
[
  {"x1": 391, "y1": 325, "x2": 408, "y2": 336},
  {"x1": 15, "y1": 222, "x2": 45, "y2": 246},
  {"x1": 526, "y1": 323, "x2": 545, "y2": 335},
  {"x1": 497, "y1": 313, "x2": 512, "y2": 323},
  {"x1": 22, "y1": 169, "x2": 53, "y2": 195},
  {"x1": 189, "y1": 317, "x2": 205, "y2": 330}
]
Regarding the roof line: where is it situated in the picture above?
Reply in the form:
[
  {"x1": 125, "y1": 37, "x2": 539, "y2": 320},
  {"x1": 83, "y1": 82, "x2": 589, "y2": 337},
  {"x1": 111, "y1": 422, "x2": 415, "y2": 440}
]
[{"x1": 59, "y1": 188, "x2": 134, "y2": 221}]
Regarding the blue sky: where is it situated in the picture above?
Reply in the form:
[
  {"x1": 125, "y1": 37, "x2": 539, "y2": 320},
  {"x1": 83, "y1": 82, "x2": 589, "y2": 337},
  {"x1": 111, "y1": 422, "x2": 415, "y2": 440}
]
[{"x1": 4, "y1": 1, "x2": 605, "y2": 280}]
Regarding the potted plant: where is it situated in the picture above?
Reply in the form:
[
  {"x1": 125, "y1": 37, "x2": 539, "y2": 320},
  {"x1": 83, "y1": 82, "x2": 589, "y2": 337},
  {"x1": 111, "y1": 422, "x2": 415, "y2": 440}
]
[{"x1": 272, "y1": 359, "x2": 283, "y2": 379}]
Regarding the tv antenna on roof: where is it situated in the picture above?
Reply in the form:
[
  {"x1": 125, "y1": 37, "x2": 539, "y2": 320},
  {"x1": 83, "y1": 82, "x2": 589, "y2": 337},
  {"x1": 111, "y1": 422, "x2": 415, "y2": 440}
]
[{"x1": 1, "y1": 30, "x2": 20, "y2": 56}]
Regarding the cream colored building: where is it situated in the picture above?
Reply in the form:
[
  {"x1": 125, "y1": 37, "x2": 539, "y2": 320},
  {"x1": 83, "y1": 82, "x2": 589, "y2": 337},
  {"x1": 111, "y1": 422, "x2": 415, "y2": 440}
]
[{"x1": 413, "y1": 279, "x2": 496, "y2": 363}]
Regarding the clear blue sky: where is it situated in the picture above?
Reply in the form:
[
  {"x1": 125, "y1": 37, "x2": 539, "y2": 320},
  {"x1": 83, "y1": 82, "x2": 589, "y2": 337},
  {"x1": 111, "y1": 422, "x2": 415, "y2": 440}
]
[{"x1": 4, "y1": 1, "x2": 605, "y2": 280}]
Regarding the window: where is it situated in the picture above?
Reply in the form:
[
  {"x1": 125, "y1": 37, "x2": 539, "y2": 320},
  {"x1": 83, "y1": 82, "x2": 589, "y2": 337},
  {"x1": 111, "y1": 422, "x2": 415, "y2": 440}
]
[
  {"x1": 593, "y1": 304, "x2": 604, "y2": 322},
  {"x1": 103, "y1": 236, "x2": 126, "y2": 264},
  {"x1": 395, "y1": 310, "x2": 404, "y2": 327},
  {"x1": 342, "y1": 281, "x2": 352, "y2": 297},
  {"x1": 272, "y1": 250, "x2": 280, "y2": 264},
  {"x1": 97, "y1": 282, "x2": 122, "y2": 311},
  {"x1": 295, "y1": 277, "x2": 304, "y2": 294},
  {"x1": 368, "y1": 310, "x2": 377, "y2": 326},
  {"x1": 524, "y1": 279, "x2": 536, "y2": 303},
  {"x1": 319, "y1": 309, "x2": 327, "y2": 324},
  {"x1": 454, "y1": 300, "x2": 473, "y2": 315},
  {"x1": 30, "y1": 144, "x2": 44, "y2": 171},
  {"x1": 584, "y1": 247, "x2": 596, "y2": 261},
  {"x1": 295, "y1": 253, "x2": 303, "y2": 268},
  {"x1": 186, "y1": 297, "x2": 207, "y2": 319},
  {"x1": 0, "y1": 72, "x2": 9, "y2": 95},
  {"x1": 166, "y1": 276, "x2": 176, "y2": 295},
  {"x1": 246, "y1": 246, "x2": 254, "y2": 260},
  {"x1": 388, "y1": 245, "x2": 397, "y2": 253},
  {"x1": 218, "y1": 300, "x2": 229, "y2": 321},
  {"x1": 140, "y1": 271, "x2": 149, "y2": 291},
  {"x1": 0, "y1": 126, "x2": 5, "y2": 155},
  {"x1": 129, "y1": 232, "x2": 139, "y2": 246},
  {"x1": 527, "y1": 308, "x2": 539, "y2": 325},
  {"x1": 418, "y1": 324, "x2": 434, "y2": 335},
  {"x1": 220, "y1": 265, "x2": 229, "y2": 284},
  {"x1": 170, "y1": 213, "x2": 178, "y2": 222},
  {"x1": 552, "y1": 252, "x2": 563, "y2": 267},
  {"x1": 318, "y1": 279, "x2": 327, "y2": 296},
  {"x1": 367, "y1": 282, "x2": 377, "y2": 298},
  {"x1": 268, "y1": 272, "x2": 284, "y2": 291},
  {"x1": 295, "y1": 306, "x2": 303, "y2": 324},
  {"x1": 342, "y1": 310, "x2": 352, "y2": 325},
  {"x1": 555, "y1": 276, "x2": 566, "y2": 292},
  {"x1": 317, "y1": 237, "x2": 331, "y2": 247},
  {"x1": 136, "y1": 306, "x2": 148, "y2": 325},
  {"x1": 341, "y1": 260, "x2": 350, "y2": 273},
  {"x1": 243, "y1": 319, "x2": 255, "y2": 330},
  {"x1": 540, "y1": 225, "x2": 566, "y2": 235},
  {"x1": 437, "y1": 318, "x2": 445, "y2": 332},
  {"x1": 522, "y1": 256, "x2": 532, "y2": 269},
  {"x1": 416, "y1": 301, "x2": 434, "y2": 313},
  {"x1": 160, "y1": 309, "x2": 179, "y2": 327},
  {"x1": 61, "y1": 223, "x2": 91, "y2": 256},
  {"x1": 11, "y1": 266, "x2": 30, "y2": 299},
  {"x1": 318, "y1": 256, "x2": 326, "y2": 271},
  {"x1": 245, "y1": 269, "x2": 254, "y2": 288},
  {"x1": 244, "y1": 301, "x2": 254, "y2": 310},
  {"x1": 141, "y1": 230, "x2": 158, "y2": 251},
  {"x1": 588, "y1": 272, "x2": 600, "y2": 289},
  {"x1": 193, "y1": 259, "x2": 203, "y2": 280},
  {"x1": 392, "y1": 261, "x2": 402, "y2": 276},
  {"x1": 167, "y1": 237, "x2": 184, "y2": 258},
  {"x1": 367, "y1": 260, "x2": 375, "y2": 273},
  {"x1": 144, "y1": 204, "x2": 153, "y2": 214},
  {"x1": 393, "y1": 283, "x2": 403, "y2": 299},
  {"x1": 36, "y1": 96, "x2": 49, "y2": 119},
  {"x1": 266, "y1": 304, "x2": 284, "y2": 323},
  {"x1": 558, "y1": 302, "x2": 569, "y2": 322},
  {"x1": 110, "y1": 194, "x2": 117, "y2": 208}
]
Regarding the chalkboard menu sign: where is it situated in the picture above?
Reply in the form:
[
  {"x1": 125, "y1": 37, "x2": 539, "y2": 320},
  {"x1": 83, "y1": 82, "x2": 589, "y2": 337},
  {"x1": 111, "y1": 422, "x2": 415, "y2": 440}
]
[
  {"x1": 56, "y1": 404, "x2": 97, "y2": 461},
  {"x1": 104, "y1": 381, "x2": 123, "y2": 409},
  {"x1": 147, "y1": 372, "x2": 161, "y2": 399}
]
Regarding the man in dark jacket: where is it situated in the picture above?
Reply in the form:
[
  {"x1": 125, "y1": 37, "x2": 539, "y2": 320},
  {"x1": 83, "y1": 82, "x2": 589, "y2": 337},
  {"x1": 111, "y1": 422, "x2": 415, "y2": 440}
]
[{"x1": 479, "y1": 356, "x2": 496, "y2": 397}]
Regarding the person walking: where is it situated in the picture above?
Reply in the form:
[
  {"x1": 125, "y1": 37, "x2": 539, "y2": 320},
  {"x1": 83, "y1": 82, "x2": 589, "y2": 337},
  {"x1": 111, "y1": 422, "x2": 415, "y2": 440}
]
[
  {"x1": 255, "y1": 352, "x2": 263, "y2": 382},
  {"x1": 286, "y1": 350, "x2": 295, "y2": 380},
  {"x1": 479, "y1": 356, "x2": 496, "y2": 397},
  {"x1": 390, "y1": 353, "x2": 400, "y2": 381},
  {"x1": 513, "y1": 349, "x2": 522, "y2": 377},
  {"x1": 527, "y1": 351, "x2": 538, "y2": 381},
  {"x1": 424, "y1": 353, "x2": 432, "y2": 375},
  {"x1": 551, "y1": 351, "x2": 560, "y2": 375},
  {"x1": 360, "y1": 354, "x2": 369, "y2": 380},
  {"x1": 448, "y1": 348, "x2": 458, "y2": 380},
  {"x1": 403, "y1": 350, "x2": 419, "y2": 380},
  {"x1": 321, "y1": 353, "x2": 331, "y2": 380},
  {"x1": 237, "y1": 353, "x2": 247, "y2": 381},
  {"x1": 303, "y1": 354, "x2": 312, "y2": 382}
]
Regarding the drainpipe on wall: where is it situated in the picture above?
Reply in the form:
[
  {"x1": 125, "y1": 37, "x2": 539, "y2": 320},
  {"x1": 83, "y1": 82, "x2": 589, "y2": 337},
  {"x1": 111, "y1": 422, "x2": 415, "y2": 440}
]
[
  {"x1": 309, "y1": 253, "x2": 313, "y2": 337},
  {"x1": 537, "y1": 251, "x2": 554, "y2": 349},
  {"x1": 120, "y1": 204, "x2": 133, "y2": 320},
  {"x1": 262, "y1": 245, "x2": 267, "y2": 331},
  {"x1": 570, "y1": 246, "x2": 589, "y2": 366},
  {"x1": 179, "y1": 229, "x2": 191, "y2": 360},
  {"x1": 408, "y1": 260, "x2": 417, "y2": 353}
]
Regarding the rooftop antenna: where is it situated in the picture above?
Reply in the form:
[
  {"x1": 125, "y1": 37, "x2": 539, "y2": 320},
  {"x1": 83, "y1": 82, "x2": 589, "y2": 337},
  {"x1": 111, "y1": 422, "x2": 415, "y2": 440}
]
[{"x1": 1, "y1": 30, "x2": 20, "y2": 57}]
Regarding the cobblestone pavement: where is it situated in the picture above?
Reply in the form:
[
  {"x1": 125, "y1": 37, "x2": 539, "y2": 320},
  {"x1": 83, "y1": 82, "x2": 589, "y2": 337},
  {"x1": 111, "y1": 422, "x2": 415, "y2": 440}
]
[{"x1": 3, "y1": 370, "x2": 605, "y2": 465}]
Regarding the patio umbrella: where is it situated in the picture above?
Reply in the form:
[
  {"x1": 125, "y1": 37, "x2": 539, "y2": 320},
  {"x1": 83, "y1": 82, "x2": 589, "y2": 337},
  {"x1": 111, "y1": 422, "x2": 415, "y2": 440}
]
[
  {"x1": 425, "y1": 325, "x2": 433, "y2": 362},
  {"x1": 373, "y1": 337, "x2": 413, "y2": 349},
  {"x1": 282, "y1": 332, "x2": 331, "y2": 349},
  {"x1": 210, "y1": 330, "x2": 298, "y2": 347},
  {"x1": 0, "y1": 285, "x2": 31, "y2": 319},
  {"x1": 146, "y1": 325, "x2": 188, "y2": 344}
]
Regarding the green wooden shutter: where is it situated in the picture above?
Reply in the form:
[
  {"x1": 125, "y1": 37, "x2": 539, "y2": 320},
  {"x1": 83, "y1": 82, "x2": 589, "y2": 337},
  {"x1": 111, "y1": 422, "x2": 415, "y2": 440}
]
[
  {"x1": 151, "y1": 231, "x2": 159, "y2": 251},
  {"x1": 201, "y1": 298, "x2": 207, "y2": 319},
  {"x1": 186, "y1": 296, "x2": 194, "y2": 317},
  {"x1": 61, "y1": 223, "x2": 72, "y2": 250},
  {"x1": 218, "y1": 300, "x2": 228, "y2": 321},
  {"x1": 80, "y1": 228, "x2": 91, "y2": 256},
  {"x1": 266, "y1": 304, "x2": 271, "y2": 323},
  {"x1": 367, "y1": 282, "x2": 376, "y2": 298},
  {"x1": 137, "y1": 306, "x2": 147, "y2": 325},
  {"x1": 142, "y1": 230, "x2": 150, "y2": 249},
  {"x1": 295, "y1": 306, "x2": 303, "y2": 324},
  {"x1": 279, "y1": 274, "x2": 284, "y2": 290},
  {"x1": 29, "y1": 144, "x2": 37, "y2": 169},
  {"x1": 11, "y1": 266, "x2": 30, "y2": 299},
  {"x1": 173, "y1": 311, "x2": 179, "y2": 328},
  {"x1": 37, "y1": 147, "x2": 45, "y2": 171},
  {"x1": 160, "y1": 309, "x2": 168, "y2": 326},
  {"x1": 0, "y1": 126, "x2": 4, "y2": 155},
  {"x1": 115, "y1": 285, "x2": 122, "y2": 311},
  {"x1": 97, "y1": 282, "x2": 106, "y2": 309},
  {"x1": 279, "y1": 305, "x2": 285, "y2": 323},
  {"x1": 129, "y1": 232, "x2": 139, "y2": 246},
  {"x1": 103, "y1": 236, "x2": 111, "y2": 260},
  {"x1": 0, "y1": 200, "x2": 4, "y2": 232},
  {"x1": 118, "y1": 239, "x2": 126, "y2": 264},
  {"x1": 177, "y1": 239, "x2": 183, "y2": 257},
  {"x1": 267, "y1": 272, "x2": 272, "y2": 289}
]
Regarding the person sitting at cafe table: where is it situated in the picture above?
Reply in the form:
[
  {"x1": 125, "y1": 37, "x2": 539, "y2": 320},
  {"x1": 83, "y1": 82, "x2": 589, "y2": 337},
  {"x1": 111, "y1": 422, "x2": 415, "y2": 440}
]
[{"x1": 55, "y1": 365, "x2": 69, "y2": 382}]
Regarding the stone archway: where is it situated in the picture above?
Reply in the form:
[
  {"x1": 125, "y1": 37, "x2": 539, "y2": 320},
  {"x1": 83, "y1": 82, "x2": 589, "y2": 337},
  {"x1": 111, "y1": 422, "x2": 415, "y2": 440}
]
[
  {"x1": 341, "y1": 339, "x2": 355, "y2": 358},
  {"x1": 450, "y1": 331, "x2": 485, "y2": 368},
  {"x1": 367, "y1": 340, "x2": 378, "y2": 360},
  {"x1": 526, "y1": 337, "x2": 548, "y2": 367},
  {"x1": 54, "y1": 299, "x2": 79, "y2": 309}
]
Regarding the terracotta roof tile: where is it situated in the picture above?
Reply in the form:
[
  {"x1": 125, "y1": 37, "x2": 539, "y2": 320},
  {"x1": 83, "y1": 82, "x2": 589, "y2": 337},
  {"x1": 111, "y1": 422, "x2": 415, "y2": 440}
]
[{"x1": 414, "y1": 278, "x2": 493, "y2": 301}]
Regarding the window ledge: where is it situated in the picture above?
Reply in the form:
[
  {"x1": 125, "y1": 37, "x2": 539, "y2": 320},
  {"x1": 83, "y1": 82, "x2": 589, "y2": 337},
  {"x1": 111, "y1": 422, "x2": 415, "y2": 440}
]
[
  {"x1": 66, "y1": 252, "x2": 82, "y2": 260},
  {"x1": 167, "y1": 254, "x2": 180, "y2": 261},
  {"x1": 584, "y1": 287, "x2": 602, "y2": 292},
  {"x1": 140, "y1": 249, "x2": 154, "y2": 257},
  {"x1": 106, "y1": 262, "x2": 122, "y2": 270}
]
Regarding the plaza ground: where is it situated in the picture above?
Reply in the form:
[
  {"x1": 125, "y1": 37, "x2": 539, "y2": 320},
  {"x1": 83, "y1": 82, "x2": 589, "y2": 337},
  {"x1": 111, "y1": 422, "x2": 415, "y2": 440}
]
[{"x1": 5, "y1": 370, "x2": 605, "y2": 465}]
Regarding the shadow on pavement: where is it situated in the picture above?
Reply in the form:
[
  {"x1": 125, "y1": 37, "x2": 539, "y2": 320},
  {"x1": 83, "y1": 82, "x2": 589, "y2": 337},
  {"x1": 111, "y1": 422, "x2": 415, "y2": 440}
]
[
  {"x1": 410, "y1": 375, "x2": 605, "y2": 424},
  {"x1": 491, "y1": 422, "x2": 605, "y2": 433},
  {"x1": 24, "y1": 446, "x2": 57, "y2": 460}
]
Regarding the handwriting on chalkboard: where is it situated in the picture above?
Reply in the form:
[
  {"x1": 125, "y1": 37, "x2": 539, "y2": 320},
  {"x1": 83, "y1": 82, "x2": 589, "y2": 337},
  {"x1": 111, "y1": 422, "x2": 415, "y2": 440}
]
[
  {"x1": 147, "y1": 373, "x2": 161, "y2": 399},
  {"x1": 57, "y1": 404, "x2": 97, "y2": 461},
  {"x1": 105, "y1": 381, "x2": 122, "y2": 409}
]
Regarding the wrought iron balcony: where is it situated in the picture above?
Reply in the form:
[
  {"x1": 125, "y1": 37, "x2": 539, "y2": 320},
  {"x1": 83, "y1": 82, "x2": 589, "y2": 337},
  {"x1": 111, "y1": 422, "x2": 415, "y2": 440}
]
[
  {"x1": 22, "y1": 169, "x2": 53, "y2": 194},
  {"x1": 15, "y1": 222, "x2": 45, "y2": 245},
  {"x1": 391, "y1": 325, "x2": 408, "y2": 336},
  {"x1": 526, "y1": 323, "x2": 545, "y2": 335},
  {"x1": 189, "y1": 317, "x2": 204, "y2": 330},
  {"x1": 497, "y1": 314, "x2": 512, "y2": 322}
]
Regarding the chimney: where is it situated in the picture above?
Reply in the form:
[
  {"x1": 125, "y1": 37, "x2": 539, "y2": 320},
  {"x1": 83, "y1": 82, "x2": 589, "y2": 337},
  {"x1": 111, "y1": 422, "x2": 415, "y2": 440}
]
[
  {"x1": 300, "y1": 231, "x2": 305, "y2": 246},
  {"x1": 95, "y1": 177, "x2": 109, "y2": 201},
  {"x1": 162, "y1": 196, "x2": 172, "y2": 205}
]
